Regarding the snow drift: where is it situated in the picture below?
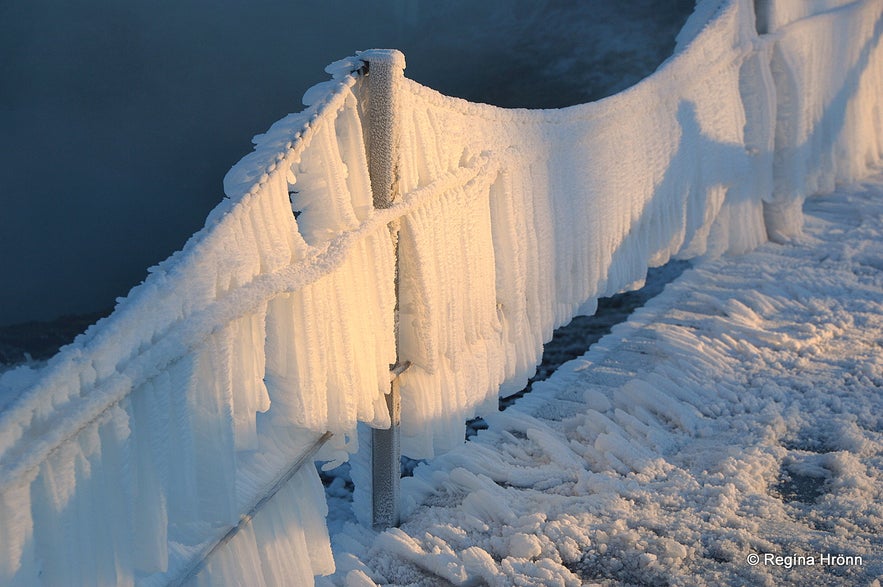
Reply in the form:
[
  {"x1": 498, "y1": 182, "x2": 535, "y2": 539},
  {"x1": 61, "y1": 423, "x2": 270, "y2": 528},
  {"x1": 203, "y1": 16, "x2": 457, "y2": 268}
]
[{"x1": 0, "y1": 0, "x2": 882, "y2": 584}]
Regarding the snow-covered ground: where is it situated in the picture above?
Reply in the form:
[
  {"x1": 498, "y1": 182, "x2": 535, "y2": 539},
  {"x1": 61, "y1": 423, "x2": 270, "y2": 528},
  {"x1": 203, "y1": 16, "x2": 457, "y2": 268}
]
[{"x1": 329, "y1": 174, "x2": 883, "y2": 586}]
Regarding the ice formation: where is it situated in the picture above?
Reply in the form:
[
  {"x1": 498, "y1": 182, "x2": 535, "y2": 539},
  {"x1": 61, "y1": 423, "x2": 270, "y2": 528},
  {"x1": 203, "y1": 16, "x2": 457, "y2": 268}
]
[
  {"x1": 759, "y1": 0, "x2": 883, "y2": 242},
  {"x1": 0, "y1": 68, "x2": 396, "y2": 585},
  {"x1": 393, "y1": 0, "x2": 772, "y2": 460},
  {"x1": 345, "y1": 173, "x2": 883, "y2": 586},
  {"x1": 1, "y1": 0, "x2": 882, "y2": 583}
]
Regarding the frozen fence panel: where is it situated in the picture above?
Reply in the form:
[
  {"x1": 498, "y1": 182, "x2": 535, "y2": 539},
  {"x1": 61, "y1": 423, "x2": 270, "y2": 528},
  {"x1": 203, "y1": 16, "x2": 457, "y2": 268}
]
[
  {"x1": 0, "y1": 62, "x2": 395, "y2": 586},
  {"x1": 2, "y1": 0, "x2": 883, "y2": 583},
  {"x1": 763, "y1": 0, "x2": 883, "y2": 241},
  {"x1": 392, "y1": 0, "x2": 771, "y2": 457}
]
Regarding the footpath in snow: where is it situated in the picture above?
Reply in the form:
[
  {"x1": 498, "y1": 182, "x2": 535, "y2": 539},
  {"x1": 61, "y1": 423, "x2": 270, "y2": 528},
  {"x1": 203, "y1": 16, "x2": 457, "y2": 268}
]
[{"x1": 331, "y1": 175, "x2": 883, "y2": 586}]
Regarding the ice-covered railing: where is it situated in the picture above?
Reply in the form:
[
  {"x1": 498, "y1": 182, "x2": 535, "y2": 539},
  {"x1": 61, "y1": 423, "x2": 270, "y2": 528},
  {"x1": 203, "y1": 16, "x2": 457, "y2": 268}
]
[
  {"x1": 386, "y1": 0, "x2": 775, "y2": 463},
  {"x1": 2, "y1": 0, "x2": 883, "y2": 584},
  {"x1": 759, "y1": 0, "x2": 883, "y2": 239},
  {"x1": 0, "y1": 56, "x2": 401, "y2": 586},
  {"x1": 385, "y1": 0, "x2": 882, "y2": 460}
]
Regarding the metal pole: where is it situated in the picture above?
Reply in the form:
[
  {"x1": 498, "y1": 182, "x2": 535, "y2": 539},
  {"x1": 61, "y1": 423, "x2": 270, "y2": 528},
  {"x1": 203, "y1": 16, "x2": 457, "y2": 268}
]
[{"x1": 360, "y1": 49, "x2": 406, "y2": 530}]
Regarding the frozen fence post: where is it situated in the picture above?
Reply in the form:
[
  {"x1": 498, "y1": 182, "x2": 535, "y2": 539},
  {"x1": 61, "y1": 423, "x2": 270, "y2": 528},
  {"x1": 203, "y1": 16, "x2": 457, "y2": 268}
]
[
  {"x1": 360, "y1": 49, "x2": 406, "y2": 530},
  {"x1": 361, "y1": 49, "x2": 405, "y2": 209}
]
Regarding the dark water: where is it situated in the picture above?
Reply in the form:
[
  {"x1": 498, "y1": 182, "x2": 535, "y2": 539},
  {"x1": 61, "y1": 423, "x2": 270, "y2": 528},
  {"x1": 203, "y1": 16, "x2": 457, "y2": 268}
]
[
  {"x1": 0, "y1": 1, "x2": 696, "y2": 371},
  {"x1": 1, "y1": 0, "x2": 695, "y2": 327},
  {"x1": 0, "y1": 310, "x2": 111, "y2": 368}
]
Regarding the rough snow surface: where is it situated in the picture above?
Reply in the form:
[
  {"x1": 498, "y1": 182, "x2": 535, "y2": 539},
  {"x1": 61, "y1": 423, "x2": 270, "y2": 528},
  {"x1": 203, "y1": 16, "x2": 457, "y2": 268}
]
[{"x1": 334, "y1": 172, "x2": 883, "y2": 586}]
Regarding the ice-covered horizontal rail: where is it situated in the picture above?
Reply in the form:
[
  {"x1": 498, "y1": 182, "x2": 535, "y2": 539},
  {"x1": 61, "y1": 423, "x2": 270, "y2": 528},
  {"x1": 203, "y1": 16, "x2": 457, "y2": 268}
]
[
  {"x1": 0, "y1": 71, "x2": 362, "y2": 460},
  {"x1": 223, "y1": 65, "x2": 362, "y2": 201},
  {"x1": 0, "y1": 155, "x2": 498, "y2": 492}
]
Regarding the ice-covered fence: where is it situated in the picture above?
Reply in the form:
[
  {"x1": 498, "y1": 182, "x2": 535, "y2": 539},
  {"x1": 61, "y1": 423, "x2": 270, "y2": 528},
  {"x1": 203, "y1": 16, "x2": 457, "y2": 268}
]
[
  {"x1": 2, "y1": 0, "x2": 883, "y2": 584},
  {"x1": 0, "y1": 59, "x2": 399, "y2": 586},
  {"x1": 759, "y1": 0, "x2": 883, "y2": 239},
  {"x1": 386, "y1": 0, "x2": 774, "y2": 464}
]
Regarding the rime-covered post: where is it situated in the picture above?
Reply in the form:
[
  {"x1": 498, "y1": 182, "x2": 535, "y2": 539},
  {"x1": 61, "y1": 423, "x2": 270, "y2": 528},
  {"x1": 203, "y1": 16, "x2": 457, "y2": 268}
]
[
  {"x1": 361, "y1": 49, "x2": 405, "y2": 208},
  {"x1": 360, "y1": 49, "x2": 406, "y2": 530}
]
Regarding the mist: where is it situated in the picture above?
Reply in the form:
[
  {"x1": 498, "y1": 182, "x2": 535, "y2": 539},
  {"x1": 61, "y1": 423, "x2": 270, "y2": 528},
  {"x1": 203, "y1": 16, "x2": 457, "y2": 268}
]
[{"x1": 0, "y1": 0, "x2": 693, "y2": 327}]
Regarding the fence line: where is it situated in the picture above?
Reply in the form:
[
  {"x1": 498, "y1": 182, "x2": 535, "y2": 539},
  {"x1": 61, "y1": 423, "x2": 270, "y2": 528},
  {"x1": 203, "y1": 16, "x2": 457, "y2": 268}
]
[
  {"x1": 1, "y1": 0, "x2": 883, "y2": 584},
  {"x1": 0, "y1": 70, "x2": 364, "y2": 487}
]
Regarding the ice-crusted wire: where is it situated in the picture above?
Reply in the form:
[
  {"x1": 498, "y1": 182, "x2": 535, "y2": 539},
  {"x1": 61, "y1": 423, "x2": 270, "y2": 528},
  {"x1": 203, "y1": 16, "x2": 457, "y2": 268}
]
[
  {"x1": 0, "y1": 149, "x2": 498, "y2": 491},
  {"x1": 0, "y1": 57, "x2": 370, "y2": 478},
  {"x1": 222, "y1": 57, "x2": 365, "y2": 204}
]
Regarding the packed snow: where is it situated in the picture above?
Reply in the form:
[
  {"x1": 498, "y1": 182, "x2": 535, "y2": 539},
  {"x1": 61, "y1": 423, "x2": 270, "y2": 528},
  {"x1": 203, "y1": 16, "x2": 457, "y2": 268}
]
[
  {"x1": 332, "y1": 172, "x2": 883, "y2": 586},
  {"x1": 0, "y1": 0, "x2": 882, "y2": 584}
]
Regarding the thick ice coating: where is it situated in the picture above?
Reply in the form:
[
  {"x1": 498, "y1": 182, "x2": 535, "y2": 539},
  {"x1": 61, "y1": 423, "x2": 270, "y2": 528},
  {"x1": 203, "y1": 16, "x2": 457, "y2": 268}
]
[
  {"x1": 1, "y1": 0, "x2": 882, "y2": 584},
  {"x1": 391, "y1": 0, "x2": 772, "y2": 459}
]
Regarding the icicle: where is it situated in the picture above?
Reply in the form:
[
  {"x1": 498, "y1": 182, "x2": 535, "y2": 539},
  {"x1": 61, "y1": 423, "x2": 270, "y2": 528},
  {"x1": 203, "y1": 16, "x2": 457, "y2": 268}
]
[
  {"x1": 230, "y1": 308, "x2": 270, "y2": 452},
  {"x1": 0, "y1": 477, "x2": 35, "y2": 583},
  {"x1": 130, "y1": 382, "x2": 170, "y2": 575},
  {"x1": 292, "y1": 119, "x2": 361, "y2": 245},
  {"x1": 188, "y1": 329, "x2": 238, "y2": 525},
  {"x1": 335, "y1": 91, "x2": 374, "y2": 223},
  {"x1": 163, "y1": 355, "x2": 200, "y2": 529}
]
